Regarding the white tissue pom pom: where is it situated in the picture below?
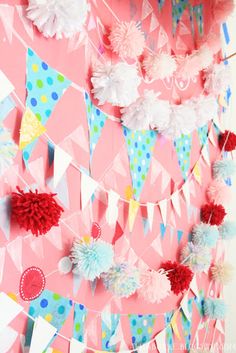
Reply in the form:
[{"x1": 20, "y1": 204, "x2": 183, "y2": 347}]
[
  {"x1": 91, "y1": 62, "x2": 141, "y2": 107},
  {"x1": 27, "y1": 0, "x2": 89, "y2": 39},
  {"x1": 143, "y1": 53, "x2": 177, "y2": 80},
  {"x1": 194, "y1": 95, "x2": 218, "y2": 128},
  {"x1": 204, "y1": 62, "x2": 231, "y2": 95}
]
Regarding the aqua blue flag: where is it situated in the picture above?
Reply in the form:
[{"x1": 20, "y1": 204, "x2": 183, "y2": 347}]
[
  {"x1": 181, "y1": 298, "x2": 194, "y2": 351},
  {"x1": 73, "y1": 303, "x2": 88, "y2": 343},
  {"x1": 158, "y1": 0, "x2": 166, "y2": 11},
  {"x1": 174, "y1": 133, "x2": 192, "y2": 181},
  {"x1": 129, "y1": 314, "x2": 156, "y2": 348},
  {"x1": 172, "y1": 0, "x2": 189, "y2": 34},
  {"x1": 190, "y1": 4, "x2": 204, "y2": 36},
  {"x1": 101, "y1": 313, "x2": 120, "y2": 351},
  {"x1": 165, "y1": 311, "x2": 174, "y2": 353}
]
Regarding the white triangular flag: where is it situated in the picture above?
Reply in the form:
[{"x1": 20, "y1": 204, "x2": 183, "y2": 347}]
[
  {"x1": 0, "y1": 70, "x2": 14, "y2": 102},
  {"x1": 0, "y1": 5, "x2": 15, "y2": 44},
  {"x1": 157, "y1": 26, "x2": 168, "y2": 48},
  {"x1": 0, "y1": 247, "x2": 6, "y2": 285},
  {"x1": 201, "y1": 145, "x2": 210, "y2": 166},
  {"x1": 208, "y1": 128, "x2": 216, "y2": 146},
  {"x1": 155, "y1": 328, "x2": 167, "y2": 353},
  {"x1": 147, "y1": 202, "x2": 155, "y2": 231},
  {"x1": 53, "y1": 145, "x2": 72, "y2": 188},
  {"x1": 81, "y1": 172, "x2": 98, "y2": 209},
  {"x1": 16, "y1": 5, "x2": 34, "y2": 40},
  {"x1": 46, "y1": 227, "x2": 63, "y2": 250},
  {"x1": 180, "y1": 294, "x2": 192, "y2": 321},
  {"x1": 101, "y1": 306, "x2": 112, "y2": 330},
  {"x1": 141, "y1": 0, "x2": 153, "y2": 20},
  {"x1": 215, "y1": 319, "x2": 225, "y2": 335},
  {"x1": 182, "y1": 182, "x2": 190, "y2": 205},
  {"x1": 7, "y1": 237, "x2": 23, "y2": 273},
  {"x1": 109, "y1": 321, "x2": 122, "y2": 346},
  {"x1": 106, "y1": 190, "x2": 120, "y2": 227},
  {"x1": 0, "y1": 292, "x2": 23, "y2": 332},
  {"x1": 150, "y1": 13, "x2": 159, "y2": 32},
  {"x1": 161, "y1": 168, "x2": 171, "y2": 193},
  {"x1": 69, "y1": 125, "x2": 88, "y2": 153},
  {"x1": 159, "y1": 199, "x2": 167, "y2": 226},
  {"x1": 70, "y1": 338, "x2": 86, "y2": 353},
  {"x1": 29, "y1": 316, "x2": 57, "y2": 353},
  {"x1": 151, "y1": 235, "x2": 163, "y2": 257},
  {"x1": 190, "y1": 275, "x2": 199, "y2": 298},
  {"x1": 0, "y1": 325, "x2": 18, "y2": 353},
  {"x1": 28, "y1": 157, "x2": 45, "y2": 188},
  {"x1": 138, "y1": 342, "x2": 150, "y2": 353},
  {"x1": 171, "y1": 192, "x2": 181, "y2": 217}
]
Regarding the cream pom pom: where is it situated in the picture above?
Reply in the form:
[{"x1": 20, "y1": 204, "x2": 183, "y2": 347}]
[
  {"x1": 207, "y1": 180, "x2": 231, "y2": 205},
  {"x1": 204, "y1": 62, "x2": 231, "y2": 95},
  {"x1": 109, "y1": 21, "x2": 145, "y2": 59},
  {"x1": 143, "y1": 53, "x2": 177, "y2": 81},
  {"x1": 27, "y1": 0, "x2": 89, "y2": 39},
  {"x1": 91, "y1": 62, "x2": 141, "y2": 107},
  {"x1": 211, "y1": 261, "x2": 234, "y2": 285}
]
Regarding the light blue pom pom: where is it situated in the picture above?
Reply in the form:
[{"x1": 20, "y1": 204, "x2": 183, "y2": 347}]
[
  {"x1": 219, "y1": 221, "x2": 236, "y2": 240},
  {"x1": 71, "y1": 239, "x2": 114, "y2": 281},
  {"x1": 213, "y1": 159, "x2": 236, "y2": 180},
  {"x1": 192, "y1": 223, "x2": 219, "y2": 248},
  {"x1": 203, "y1": 298, "x2": 226, "y2": 319}
]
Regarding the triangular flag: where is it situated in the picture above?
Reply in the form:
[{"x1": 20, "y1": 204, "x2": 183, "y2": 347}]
[
  {"x1": 53, "y1": 145, "x2": 72, "y2": 188},
  {"x1": 73, "y1": 273, "x2": 82, "y2": 296},
  {"x1": 181, "y1": 298, "x2": 194, "y2": 351},
  {"x1": 174, "y1": 134, "x2": 192, "y2": 181},
  {"x1": 48, "y1": 142, "x2": 55, "y2": 166},
  {"x1": 73, "y1": 303, "x2": 87, "y2": 343},
  {"x1": 0, "y1": 70, "x2": 14, "y2": 103},
  {"x1": 176, "y1": 36, "x2": 188, "y2": 51},
  {"x1": 150, "y1": 13, "x2": 159, "y2": 32},
  {"x1": 19, "y1": 108, "x2": 46, "y2": 150},
  {"x1": 158, "y1": 0, "x2": 166, "y2": 11},
  {"x1": 46, "y1": 227, "x2": 63, "y2": 250},
  {"x1": 151, "y1": 235, "x2": 163, "y2": 257},
  {"x1": 0, "y1": 5, "x2": 15, "y2": 43},
  {"x1": 193, "y1": 162, "x2": 202, "y2": 184},
  {"x1": 0, "y1": 292, "x2": 23, "y2": 332},
  {"x1": 178, "y1": 21, "x2": 191, "y2": 35},
  {"x1": 190, "y1": 275, "x2": 199, "y2": 298},
  {"x1": 142, "y1": 217, "x2": 149, "y2": 235},
  {"x1": 123, "y1": 126, "x2": 157, "y2": 200},
  {"x1": 28, "y1": 157, "x2": 45, "y2": 188},
  {"x1": 141, "y1": 0, "x2": 153, "y2": 20},
  {"x1": 155, "y1": 328, "x2": 167, "y2": 353},
  {"x1": 215, "y1": 319, "x2": 225, "y2": 335},
  {"x1": 172, "y1": 0, "x2": 189, "y2": 34},
  {"x1": 70, "y1": 125, "x2": 89, "y2": 153},
  {"x1": 84, "y1": 92, "x2": 107, "y2": 161},
  {"x1": 81, "y1": 172, "x2": 98, "y2": 209},
  {"x1": 129, "y1": 314, "x2": 156, "y2": 348},
  {"x1": 106, "y1": 190, "x2": 120, "y2": 227},
  {"x1": 165, "y1": 311, "x2": 174, "y2": 353},
  {"x1": 190, "y1": 4, "x2": 203, "y2": 36},
  {"x1": 47, "y1": 173, "x2": 69, "y2": 209},
  {"x1": 7, "y1": 237, "x2": 23, "y2": 273},
  {"x1": 0, "y1": 247, "x2": 6, "y2": 285},
  {"x1": 159, "y1": 200, "x2": 167, "y2": 226},
  {"x1": 0, "y1": 325, "x2": 18, "y2": 353},
  {"x1": 101, "y1": 312, "x2": 120, "y2": 351},
  {"x1": 171, "y1": 192, "x2": 181, "y2": 217},
  {"x1": 157, "y1": 26, "x2": 169, "y2": 48},
  {"x1": 0, "y1": 95, "x2": 15, "y2": 122},
  {"x1": 112, "y1": 222, "x2": 124, "y2": 245},
  {"x1": 28, "y1": 236, "x2": 44, "y2": 260},
  {"x1": 16, "y1": 5, "x2": 34, "y2": 40},
  {"x1": 29, "y1": 316, "x2": 57, "y2": 353},
  {"x1": 137, "y1": 342, "x2": 150, "y2": 353},
  {"x1": 70, "y1": 338, "x2": 86, "y2": 353},
  {"x1": 182, "y1": 181, "x2": 190, "y2": 205},
  {"x1": 0, "y1": 196, "x2": 11, "y2": 240},
  {"x1": 147, "y1": 202, "x2": 154, "y2": 231},
  {"x1": 128, "y1": 199, "x2": 140, "y2": 232},
  {"x1": 177, "y1": 230, "x2": 183, "y2": 243},
  {"x1": 160, "y1": 223, "x2": 167, "y2": 239},
  {"x1": 170, "y1": 311, "x2": 181, "y2": 341},
  {"x1": 202, "y1": 144, "x2": 210, "y2": 166}
]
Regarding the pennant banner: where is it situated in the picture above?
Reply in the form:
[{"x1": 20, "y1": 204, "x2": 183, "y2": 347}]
[
  {"x1": 19, "y1": 108, "x2": 46, "y2": 150},
  {"x1": 165, "y1": 311, "x2": 174, "y2": 353},
  {"x1": 0, "y1": 70, "x2": 14, "y2": 102},
  {"x1": 172, "y1": 0, "x2": 189, "y2": 34},
  {"x1": 101, "y1": 312, "x2": 120, "y2": 351},
  {"x1": 129, "y1": 314, "x2": 156, "y2": 348},
  {"x1": 181, "y1": 298, "x2": 194, "y2": 351},
  {"x1": 190, "y1": 4, "x2": 203, "y2": 36},
  {"x1": 123, "y1": 127, "x2": 157, "y2": 200},
  {"x1": 70, "y1": 338, "x2": 86, "y2": 353},
  {"x1": 73, "y1": 303, "x2": 88, "y2": 343},
  {"x1": 29, "y1": 316, "x2": 57, "y2": 353},
  {"x1": 174, "y1": 133, "x2": 192, "y2": 181},
  {"x1": 0, "y1": 292, "x2": 23, "y2": 332},
  {"x1": 23, "y1": 48, "x2": 71, "y2": 165},
  {"x1": 0, "y1": 95, "x2": 15, "y2": 121},
  {"x1": 158, "y1": 0, "x2": 166, "y2": 11}
]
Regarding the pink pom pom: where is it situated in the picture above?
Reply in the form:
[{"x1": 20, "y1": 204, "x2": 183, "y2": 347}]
[
  {"x1": 143, "y1": 53, "x2": 177, "y2": 80},
  {"x1": 207, "y1": 180, "x2": 231, "y2": 205},
  {"x1": 138, "y1": 269, "x2": 171, "y2": 304},
  {"x1": 212, "y1": 0, "x2": 235, "y2": 23},
  {"x1": 109, "y1": 21, "x2": 145, "y2": 59}
]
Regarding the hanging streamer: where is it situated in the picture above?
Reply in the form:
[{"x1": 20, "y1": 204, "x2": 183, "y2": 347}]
[
  {"x1": 73, "y1": 303, "x2": 87, "y2": 343},
  {"x1": 129, "y1": 314, "x2": 156, "y2": 348},
  {"x1": 174, "y1": 133, "x2": 192, "y2": 181}
]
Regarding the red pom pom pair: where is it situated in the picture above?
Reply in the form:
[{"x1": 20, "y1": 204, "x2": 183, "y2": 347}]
[{"x1": 161, "y1": 261, "x2": 193, "y2": 295}]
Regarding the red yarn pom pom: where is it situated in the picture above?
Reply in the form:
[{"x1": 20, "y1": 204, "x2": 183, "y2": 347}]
[
  {"x1": 11, "y1": 187, "x2": 64, "y2": 236},
  {"x1": 219, "y1": 130, "x2": 236, "y2": 152},
  {"x1": 161, "y1": 261, "x2": 193, "y2": 295},
  {"x1": 201, "y1": 203, "x2": 226, "y2": 226}
]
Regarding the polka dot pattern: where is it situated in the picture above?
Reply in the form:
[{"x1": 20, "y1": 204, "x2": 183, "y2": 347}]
[
  {"x1": 165, "y1": 311, "x2": 174, "y2": 353},
  {"x1": 123, "y1": 127, "x2": 157, "y2": 200},
  {"x1": 128, "y1": 314, "x2": 156, "y2": 348},
  {"x1": 174, "y1": 133, "x2": 192, "y2": 181},
  {"x1": 198, "y1": 124, "x2": 208, "y2": 147},
  {"x1": 181, "y1": 298, "x2": 194, "y2": 351},
  {"x1": 73, "y1": 303, "x2": 87, "y2": 343},
  {"x1": 172, "y1": 0, "x2": 188, "y2": 34},
  {"x1": 194, "y1": 289, "x2": 205, "y2": 317},
  {"x1": 101, "y1": 313, "x2": 120, "y2": 351}
]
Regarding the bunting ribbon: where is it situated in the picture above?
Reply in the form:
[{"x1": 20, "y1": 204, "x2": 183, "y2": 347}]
[
  {"x1": 73, "y1": 303, "x2": 88, "y2": 343},
  {"x1": 129, "y1": 314, "x2": 156, "y2": 348},
  {"x1": 181, "y1": 298, "x2": 194, "y2": 351},
  {"x1": 165, "y1": 311, "x2": 174, "y2": 353},
  {"x1": 101, "y1": 312, "x2": 120, "y2": 351},
  {"x1": 174, "y1": 133, "x2": 192, "y2": 181}
]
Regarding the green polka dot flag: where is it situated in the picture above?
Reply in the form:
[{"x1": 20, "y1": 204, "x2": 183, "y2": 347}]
[
  {"x1": 25, "y1": 289, "x2": 73, "y2": 348},
  {"x1": 23, "y1": 48, "x2": 71, "y2": 166},
  {"x1": 181, "y1": 298, "x2": 194, "y2": 352},
  {"x1": 165, "y1": 311, "x2": 174, "y2": 353},
  {"x1": 198, "y1": 124, "x2": 208, "y2": 147},
  {"x1": 101, "y1": 313, "x2": 120, "y2": 351},
  {"x1": 172, "y1": 0, "x2": 188, "y2": 34},
  {"x1": 174, "y1": 133, "x2": 192, "y2": 181},
  {"x1": 128, "y1": 314, "x2": 156, "y2": 349},
  {"x1": 73, "y1": 303, "x2": 88, "y2": 343},
  {"x1": 123, "y1": 127, "x2": 157, "y2": 200}
]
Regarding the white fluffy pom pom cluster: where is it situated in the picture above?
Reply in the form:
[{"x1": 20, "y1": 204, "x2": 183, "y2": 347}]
[
  {"x1": 143, "y1": 53, "x2": 177, "y2": 81},
  {"x1": 91, "y1": 62, "x2": 141, "y2": 107},
  {"x1": 204, "y1": 62, "x2": 231, "y2": 95},
  {"x1": 27, "y1": 0, "x2": 89, "y2": 39}
]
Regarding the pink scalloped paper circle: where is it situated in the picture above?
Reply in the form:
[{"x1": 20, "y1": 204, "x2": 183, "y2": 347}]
[{"x1": 19, "y1": 266, "x2": 46, "y2": 301}]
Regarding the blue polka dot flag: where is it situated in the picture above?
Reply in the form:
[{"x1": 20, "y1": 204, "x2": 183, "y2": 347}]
[
  {"x1": 73, "y1": 303, "x2": 88, "y2": 343},
  {"x1": 172, "y1": 0, "x2": 189, "y2": 34},
  {"x1": 158, "y1": 0, "x2": 166, "y2": 11},
  {"x1": 190, "y1": 4, "x2": 204, "y2": 36},
  {"x1": 101, "y1": 313, "x2": 120, "y2": 351},
  {"x1": 25, "y1": 289, "x2": 73, "y2": 347},
  {"x1": 23, "y1": 48, "x2": 71, "y2": 166},
  {"x1": 123, "y1": 127, "x2": 157, "y2": 200},
  {"x1": 128, "y1": 314, "x2": 156, "y2": 349},
  {"x1": 174, "y1": 133, "x2": 192, "y2": 181},
  {"x1": 181, "y1": 298, "x2": 194, "y2": 352},
  {"x1": 165, "y1": 311, "x2": 174, "y2": 353},
  {"x1": 84, "y1": 92, "x2": 108, "y2": 161}
]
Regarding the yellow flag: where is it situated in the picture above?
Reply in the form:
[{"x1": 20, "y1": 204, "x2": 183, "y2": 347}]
[
  {"x1": 170, "y1": 311, "x2": 181, "y2": 341},
  {"x1": 218, "y1": 93, "x2": 228, "y2": 108},
  {"x1": 128, "y1": 199, "x2": 139, "y2": 232},
  {"x1": 193, "y1": 162, "x2": 201, "y2": 184},
  {"x1": 19, "y1": 108, "x2": 46, "y2": 150}
]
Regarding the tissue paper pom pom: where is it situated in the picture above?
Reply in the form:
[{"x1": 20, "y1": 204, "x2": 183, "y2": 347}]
[
  {"x1": 143, "y1": 53, "x2": 177, "y2": 80},
  {"x1": 193, "y1": 95, "x2": 218, "y2": 128},
  {"x1": 109, "y1": 21, "x2": 145, "y2": 59},
  {"x1": 121, "y1": 90, "x2": 170, "y2": 130},
  {"x1": 137, "y1": 269, "x2": 171, "y2": 303},
  {"x1": 203, "y1": 298, "x2": 226, "y2": 319},
  {"x1": 27, "y1": 0, "x2": 88, "y2": 39},
  {"x1": 102, "y1": 262, "x2": 140, "y2": 298},
  {"x1": 11, "y1": 187, "x2": 63, "y2": 236},
  {"x1": 201, "y1": 203, "x2": 226, "y2": 226},
  {"x1": 207, "y1": 180, "x2": 231, "y2": 205},
  {"x1": 181, "y1": 242, "x2": 211, "y2": 272},
  {"x1": 212, "y1": 0, "x2": 235, "y2": 23},
  {"x1": 211, "y1": 261, "x2": 234, "y2": 285},
  {"x1": 91, "y1": 62, "x2": 140, "y2": 107},
  {"x1": 204, "y1": 62, "x2": 231, "y2": 96},
  {"x1": 213, "y1": 159, "x2": 236, "y2": 180},
  {"x1": 219, "y1": 130, "x2": 236, "y2": 152},
  {"x1": 219, "y1": 221, "x2": 236, "y2": 240},
  {"x1": 161, "y1": 261, "x2": 193, "y2": 295},
  {"x1": 192, "y1": 223, "x2": 219, "y2": 248}
]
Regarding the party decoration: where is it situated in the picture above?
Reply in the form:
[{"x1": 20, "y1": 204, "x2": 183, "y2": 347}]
[
  {"x1": 213, "y1": 159, "x2": 236, "y2": 180},
  {"x1": 181, "y1": 242, "x2": 211, "y2": 272},
  {"x1": 181, "y1": 298, "x2": 194, "y2": 351},
  {"x1": 143, "y1": 53, "x2": 177, "y2": 81},
  {"x1": 106, "y1": 190, "x2": 120, "y2": 227},
  {"x1": 190, "y1": 4, "x2": 203, "y2": 36},
  {"x1": 165, "y1": 311, "x2": 174, "y2": 353},
  {"x1": 101, "y1": 312, "x2": 120, "y2": 351},
  {"x1": 211, "y1": 0, "x2": 235, "y2": 24},
  {"x1": 80, "y1": 172, "x2": 98, "y2": 209},
  {"x1": 0, "y1": 95, "x2": 15, "y2": 121},
  {"x1": 0, "y1": 124, "x2": 17, "y2": 176},
  {"x1": 123, "y1": 126, "x2": 157, "y2": 200},
  {"x1": 137, "y1": 269, "x2": 171, "y2": 304},
  {"x1": 58, "y1": 257, "x2": 73, "y2": 274},
  {"x1": 19, "y1": 266, "x2": 46, "y2": 301},
  {"x1": 161, "y1": 261, "x2": 193, "y2": 295},
  {"x1": 0, "y1": 70, "x2": 14, "y2": 102},
  {"x1": 204, "y1": 62, "x2": 230, "y2": 96},
  {"x1": 174, "y1": 133, "x2": 192, "y2": 181},
  {"x1": 201, "y1": 203, "x2": 226, "y2": 226},
  {"x1": 207, "y1": 180, "x2": 231, "y2": 205},
  {"x1": 53, "y1": 145, "x2": 72, "y2": 188},
  {"x1": 73, "y1": 303, "x2": 87, "y2": 343},
  {"x1": 192, "y1": 223, "x2": 219, "y2": 248},
  {"x1": 218, "y1": 130, "x2": 236, "y2": 151},
  {"x1": 128, "y1": 314, "x2": 156, "y2": 349},
  {"x1": 19, "y1": 108, "x2": 46, "y2": 150},
  {"x1": 128, "y1": 199, "x2": 140, "y2": 232},
  {"x1": 91, "y1": 62, "x2": 141, "y2": 107},
  {"x1": 84, "y1": 92, "x2": 108, "y2": 160},
  {"x1": 219, "y1": 220, "x2": 236, "y2": 240},
  {"x1": 203, "y1": 298, "x2": 226, "y2": 319},
  {"x1": 109, "y1": 21, "x2": 145, "y2": 59},
  {"x1": 0, "y1": 326, "x2": 18, "y2": 353},
  {"x1": 11, "y1": 187, "x2": 64, "y2": 236},
  {"x1": 172, "y1": 0, "x2": 188, "y2": 34},
  {"x1": 70, "y1": 338, "x2": 86, "y2": 353},
  {"x1": 27, "y1": 0, "x2": 89, "y2": 39},
  {"x1": 0, "y1": 292, "x2": 23, "y2": 332},
  {"x1": 102, "y1": 262, "x2": 140, "y2": 298},
  {"x1": 91, "y1": 222, "x2": 101, "y2": 239},
  {"x1": 210, "y1": 261, "x2": 234, "y2": 285},
  {"x1": 28, "y1": 316, "x2": 57, "y2": 353},
  {"x1": 70, "y1": 238, "x2": 114, "y2": 281}
]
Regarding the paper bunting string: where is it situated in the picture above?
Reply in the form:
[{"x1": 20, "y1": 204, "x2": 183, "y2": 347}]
[
  {"x1": 25, "y1": 290, "x2": 72, "y2": 347},
  {"x1": 29, "y1": 316, "x2": 57, "y2": 353},
  {"x1": 123, "y1": 127, "x2": 157, "y2": 200},
  {"x1": 0, "y1": 70, "x2": 14, "y2": 102},
  {"x1": 84, "y1": 92, "x2": 108, "y2": 161},
  {"x1": 172, "y1": 0, "x2": 189, "y2": 34},
  {"x1": 174, "y1": 133, "x2": 192, "y2": 181},
  {"x1": 0, "y1": 95, "x2": 15, "y2": 121},
  {"x1": 23, "y1": 48, "x2": 71, "y2": 165},
  {"x1": 70, "y1": 338, "x2": 86, "y2": 353},
  {"x1": 19, "y1": 108, "x2": 46, "y2": 150},
  {"x1": 0, "y1": 292, "x2": 23, "y2": 332},
  {"x1": 101, "y1": 312, "x2": 120, "y2": 351},
  {"x1": 181, "y1": 298, "x2": 194, "y2": 351},
  {"x1": 190, "y1": 4, "x2": 204, "y2": 36},
  {"x1": 129, "y1": 314, "x2": 156, "y2": 348},
  {"x1": 165, "y1": 311, "x2": 174, "y2": 353},
  {"x1": 73, "y1": 303, "x2": 88, "y2": 343}
]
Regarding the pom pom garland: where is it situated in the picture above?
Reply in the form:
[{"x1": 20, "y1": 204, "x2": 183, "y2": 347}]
[
  {"x1": 207, "y1": 180, "x2": 231, "y2": 205},
  {"x1": 109, "y1": 21, "x2": 145, "y2": 59},
  {"x1": 219, "y1": 130, "x2": 236, "y2": 152},
  {"x1": 161, "y1": 261, "x2": 193, "y2": 295},
  {"x1": 219, "y1": 221, "x2": 236, "y2": 240},
  {"x1": 211, "y1": 261, "x2": 234, "y2": 285},
  {"x1": 27, "y1": 0, "x2": 89, "y2": 39},
  {"x1": 102, "y1": 262, "x2": 140, "y2": 298},
  {"x1": 201, "y1": 203, "x2": 226, "y2": 226},
  {"x1": 143, "y1": 53, "x2": 177, "y2": 81},
  {"x1": 11, "y1": 187, "x2": 64, "y2": 236},
  {"x1": 70, "y1": 238, "x2": 114, "y2": 281},
  {"x1": 181, "y1": 242, "x2": 212, "y2": 272},
  {"x1": 213, "y1": 159, "x2": 236, "y2": 180},
  {"x1": 212, "y1": 0, "x2": 235, "y2": 23},
  {"x1": 137, "y1": 269, "x2": 171, "y2": 304},
  {"x1": 192, "y1": 223, "x2": 219, "y2": 248},
  {"x1": 203, "y1": 298, "x2": 227, "y2": 319}
]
